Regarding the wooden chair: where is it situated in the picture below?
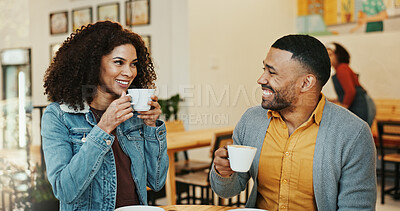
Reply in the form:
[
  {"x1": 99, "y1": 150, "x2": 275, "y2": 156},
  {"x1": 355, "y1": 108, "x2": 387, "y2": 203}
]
[
  {"x1": 377, "y1": 120, "x2": 400, "y2": 204},
  {"x1": 147, "y1": 120, "x2": 208, "y2": 205},
  {"x1": 175, "y1": 129, "x2": 249, "y2": 206},
  {"x1": 371, "y1": 99, "x2": 400, "y2": 146},
  {"x1": 165, "y1": 120, "x2": 209, "y2": 174},
  {"x1": 146, "y1": 186, "x2": 165, "y2": 205}
]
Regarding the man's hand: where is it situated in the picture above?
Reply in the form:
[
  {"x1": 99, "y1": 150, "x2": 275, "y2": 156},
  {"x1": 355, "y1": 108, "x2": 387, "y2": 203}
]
[{"x1": 213, "y1": 146, "x2": 234, "y2": 177}]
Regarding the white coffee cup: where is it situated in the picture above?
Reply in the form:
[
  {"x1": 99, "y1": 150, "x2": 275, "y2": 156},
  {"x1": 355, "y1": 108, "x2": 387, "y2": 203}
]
[
  {"x1": 227, "y1": 145, "x2": 257, "y2": 172},
  {"x1": 127, "y1": 89, "x2": 155, "y2": 111}
]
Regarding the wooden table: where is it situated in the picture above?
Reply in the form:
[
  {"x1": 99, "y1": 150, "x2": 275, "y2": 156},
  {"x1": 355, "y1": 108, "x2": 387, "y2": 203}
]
[
  {"x1": 165, "y1": 127, "x2": 234, "y2": 205},
  {"x1": 159, "y1": 205, "x2": 239, "y2": 211},
  {"x1": 371, "y1": 116, "x2": 400, "y2": 145}
]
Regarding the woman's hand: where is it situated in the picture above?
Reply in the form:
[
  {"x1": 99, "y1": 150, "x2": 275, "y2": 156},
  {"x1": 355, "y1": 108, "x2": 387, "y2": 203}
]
[
  {"x1": 137, "y1": 95, "x2": 161, "y2": 127},
  {"x1": 97, "y1": 92, "x2": 134, "y2": 134}
]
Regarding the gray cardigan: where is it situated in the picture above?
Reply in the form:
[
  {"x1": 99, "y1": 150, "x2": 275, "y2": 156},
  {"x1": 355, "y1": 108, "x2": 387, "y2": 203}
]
[{"x1": 210, "y1": 101, "x2": 377, "y2": 210}]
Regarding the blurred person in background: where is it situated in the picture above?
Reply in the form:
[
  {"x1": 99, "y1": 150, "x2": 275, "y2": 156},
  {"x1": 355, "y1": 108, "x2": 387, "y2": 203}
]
[
  {"x1": 326, "y1": 42, "x2": 376, "y2": 126},
  {"x1": 41, "y1": 21, "x2": 168, "y2": 210}
]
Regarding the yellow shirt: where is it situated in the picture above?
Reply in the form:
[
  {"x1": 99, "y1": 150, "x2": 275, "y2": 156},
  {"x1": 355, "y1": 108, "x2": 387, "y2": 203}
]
[{"x1": 256, "y1": 95, "x2": 326, "y2": 210}]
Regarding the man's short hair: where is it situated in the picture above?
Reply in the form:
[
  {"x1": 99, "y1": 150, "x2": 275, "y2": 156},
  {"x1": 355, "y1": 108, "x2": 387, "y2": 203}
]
[{"x1": 271, "y1": 34, "x2": 331, "y2": 87}]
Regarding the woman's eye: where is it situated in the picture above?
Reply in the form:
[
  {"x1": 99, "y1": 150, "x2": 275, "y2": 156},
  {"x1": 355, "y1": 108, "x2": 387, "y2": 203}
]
[
  {"x1": 131, "y1": 62, "x2": 138, "y2": 67},
  {"x1": 114, "y1": 60, "x2": 123, "y2": 65}
]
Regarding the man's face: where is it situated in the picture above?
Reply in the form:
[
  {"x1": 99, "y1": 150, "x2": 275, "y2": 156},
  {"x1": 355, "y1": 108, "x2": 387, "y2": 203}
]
[{"x1": 257, "y1": 47, "x2": 302, "y2": 111}]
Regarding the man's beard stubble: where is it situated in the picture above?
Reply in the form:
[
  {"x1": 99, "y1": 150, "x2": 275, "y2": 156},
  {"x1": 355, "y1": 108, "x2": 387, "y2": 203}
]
[{"x1": 261, "y1": 83, "x2": 297, "y2": 111}]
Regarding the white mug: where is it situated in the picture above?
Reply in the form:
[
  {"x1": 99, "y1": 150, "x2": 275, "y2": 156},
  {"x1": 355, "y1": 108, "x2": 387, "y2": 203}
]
[
  {"x1": 227, "y1": 145, "x2": 257, "y2": 172},
  {"x1": 127, "y1": 89, "x2": 155, "y2": 111}
]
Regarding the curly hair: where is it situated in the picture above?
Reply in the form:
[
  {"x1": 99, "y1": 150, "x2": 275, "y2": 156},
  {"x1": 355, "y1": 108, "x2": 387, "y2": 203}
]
[{"x1": 44, "y1": 21, "x2": 156, "y2": 111}]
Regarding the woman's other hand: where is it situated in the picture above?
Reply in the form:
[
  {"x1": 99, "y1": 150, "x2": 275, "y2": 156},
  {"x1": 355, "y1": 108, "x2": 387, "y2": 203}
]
[{"x1": 137, "y1": 95, "x2": 161, "y2": 127}]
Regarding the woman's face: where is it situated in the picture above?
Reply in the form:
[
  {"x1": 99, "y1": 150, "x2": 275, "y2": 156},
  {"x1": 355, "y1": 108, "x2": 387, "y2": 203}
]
[
  {"x1": 98, "y1": 44, "x2": 138, "y2": 98},
  {"x1": 327, "y1": 48, "x2": 338, "y2": 68}
]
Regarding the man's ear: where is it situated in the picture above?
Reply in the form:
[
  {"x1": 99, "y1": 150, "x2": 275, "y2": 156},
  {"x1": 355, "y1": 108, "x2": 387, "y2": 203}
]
[{"x1": 300, "y1": 74, "x2": 317, "y2": 92}]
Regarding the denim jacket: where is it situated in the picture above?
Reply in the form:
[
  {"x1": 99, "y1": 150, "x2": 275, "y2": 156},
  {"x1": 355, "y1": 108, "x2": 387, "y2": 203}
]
[{"x1": 41, "y1": 102, "x2": 168, "y2": 210}]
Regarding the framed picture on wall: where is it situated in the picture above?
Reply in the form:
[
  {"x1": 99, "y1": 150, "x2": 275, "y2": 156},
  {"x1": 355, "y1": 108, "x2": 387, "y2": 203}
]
[
  {"x1": 126, "y1": 0, "x2": 150, "y2": 26},
  {"x1": 50, "y1": 43, "x2": 62, "y2": 63},
  {"x1": 72, "y1": 7, "x2": 93, "y2": 32},
  {"x1": 98, "y1": 2, "x2": 120, "y2": 22},
  {"x1": 141, "y1": 35, "x2": 151, "y2": 52},
  {"x1": 49, "y1": 11, "x2": 68, "y2": 35}
]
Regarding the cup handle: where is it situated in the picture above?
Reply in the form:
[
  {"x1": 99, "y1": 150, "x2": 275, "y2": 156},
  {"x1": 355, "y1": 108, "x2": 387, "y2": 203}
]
[{"x1": 126, "y1": 93, "x2": 135, "y2": 105}]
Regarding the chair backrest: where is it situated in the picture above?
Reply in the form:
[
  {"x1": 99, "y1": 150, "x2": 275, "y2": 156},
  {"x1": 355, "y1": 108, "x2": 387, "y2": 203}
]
[
  {"x1": 377, "y1": 121, "x2": 400, "y2": 157},
  {"x1": 165, "y1": 120, "x2": 189, "y2": 161},
  {"x1": 165, "y1": 120, "x2": 185, "y2": 133},
  {"x1": 374, "y1": 99, "x2": 400, "y2": 123}
]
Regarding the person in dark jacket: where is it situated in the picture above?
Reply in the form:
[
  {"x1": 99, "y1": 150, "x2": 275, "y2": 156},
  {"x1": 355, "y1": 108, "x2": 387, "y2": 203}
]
[{"x1": 326, "y1": 42, "x2": 376, "y2": 126}]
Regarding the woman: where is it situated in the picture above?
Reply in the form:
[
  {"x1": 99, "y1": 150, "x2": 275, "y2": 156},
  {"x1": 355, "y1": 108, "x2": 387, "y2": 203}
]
[
  {"x1": 326, "y1": 42, "x2": 376, "y2": 126},
  {"x1": 41, "y1": 21, "x2": 168, "y2": 210}
]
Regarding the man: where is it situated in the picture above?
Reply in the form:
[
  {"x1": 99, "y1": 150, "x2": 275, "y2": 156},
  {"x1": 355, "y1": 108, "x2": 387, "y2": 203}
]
[{"x1": 210, "y1": 34, "x2": 376, "y2": 210}]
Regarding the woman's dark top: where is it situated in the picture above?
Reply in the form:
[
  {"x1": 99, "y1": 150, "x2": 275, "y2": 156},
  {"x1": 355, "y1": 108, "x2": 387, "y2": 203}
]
[{"x1": 91, "y1": 107, "x2": 139, "y2": 208}]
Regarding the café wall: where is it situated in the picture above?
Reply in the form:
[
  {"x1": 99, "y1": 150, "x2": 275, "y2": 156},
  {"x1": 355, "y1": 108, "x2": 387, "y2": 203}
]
[
  {"x1": 185, "y1": 0, "x2": 298, "y2": 130},
  {"x1": 1, "y1": 0, "x2": 400, "y2": 144},
  {"x1": 0, "y1": 0, "x2": 29, "y2": 52},
  {"x1": 183, "y1": 0, "x2": 297, "y2": 160},
  {"x1": 186, "y1": 0, "x2": 400, "y2": 131},
  {"x1": 26, "y1": 0, "x2": 190, "y2": 145},
  {"x1": 28, "y1": 0, "x2": 190, "y2": 105},
  {"x1": 185, "y1": 0, "x2": 399, "y2": 160}
]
